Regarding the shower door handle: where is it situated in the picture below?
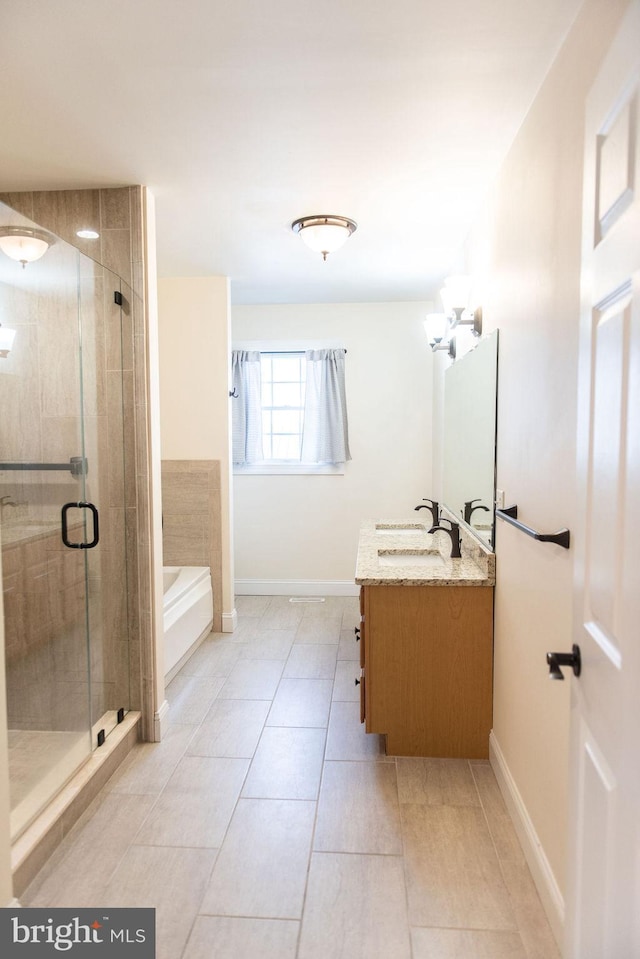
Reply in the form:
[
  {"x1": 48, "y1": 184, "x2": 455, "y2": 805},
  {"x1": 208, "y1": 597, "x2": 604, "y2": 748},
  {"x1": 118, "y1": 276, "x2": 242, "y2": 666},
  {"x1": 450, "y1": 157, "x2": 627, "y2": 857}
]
[{"x1": 61, "y1": 501, "x2": 100, "y2": 549}]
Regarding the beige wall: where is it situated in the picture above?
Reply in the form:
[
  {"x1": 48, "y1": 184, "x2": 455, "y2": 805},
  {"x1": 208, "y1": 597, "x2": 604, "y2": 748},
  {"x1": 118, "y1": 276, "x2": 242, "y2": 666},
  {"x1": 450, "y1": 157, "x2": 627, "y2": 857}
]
[
  {"x1": 457, "y1": 0, "x2": 630, "y2": 931},
  {"x1": 232, "y1": 302, "x2": 433, "y2": 588},
  {"x1": 157, "y1": 277, "x2": 234, "y2": 626}
]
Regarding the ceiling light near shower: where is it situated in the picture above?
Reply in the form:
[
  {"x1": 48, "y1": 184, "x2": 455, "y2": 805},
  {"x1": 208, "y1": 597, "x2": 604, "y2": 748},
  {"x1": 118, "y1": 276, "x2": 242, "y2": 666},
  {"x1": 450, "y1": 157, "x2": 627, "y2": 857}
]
[
  {"x1": 76, "y1": 229, "x2": 100, "y2": 239},
  {"x1": 0, "y1": 227, "x2": 55, "y2": 268}
]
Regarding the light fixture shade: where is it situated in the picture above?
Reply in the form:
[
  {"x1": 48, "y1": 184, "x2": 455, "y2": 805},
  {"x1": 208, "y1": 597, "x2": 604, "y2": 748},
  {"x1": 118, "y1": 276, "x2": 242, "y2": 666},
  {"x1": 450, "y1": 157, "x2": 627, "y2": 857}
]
[
  {"x1": 423, "y1": 313, "x2": 449, "y2": 344},
  {"x1": 292, "y1": 215, "x2": 357, "y2": 260},
  {"x1": 0, "y1": 324, "x2": 16, "y2": 358},
  {"x1": 441, "y1": 274, "x2": 472, "y2": 312},
  {"x1": 0, "y1": 227, "x2": 54, "y2": 267}
]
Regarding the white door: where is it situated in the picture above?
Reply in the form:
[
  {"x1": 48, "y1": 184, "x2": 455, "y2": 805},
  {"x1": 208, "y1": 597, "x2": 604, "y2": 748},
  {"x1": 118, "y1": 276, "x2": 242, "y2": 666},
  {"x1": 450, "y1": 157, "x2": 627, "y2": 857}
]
[{"x1": 567, "y1": 2, "x2": 640, "y2": 956}]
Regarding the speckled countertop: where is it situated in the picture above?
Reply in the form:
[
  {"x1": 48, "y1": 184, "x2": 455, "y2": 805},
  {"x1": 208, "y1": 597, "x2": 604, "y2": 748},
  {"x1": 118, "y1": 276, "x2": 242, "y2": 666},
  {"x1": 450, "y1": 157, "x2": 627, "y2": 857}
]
[{"x1": 355, "y1": 516, "x2": 495, "y2": 587}]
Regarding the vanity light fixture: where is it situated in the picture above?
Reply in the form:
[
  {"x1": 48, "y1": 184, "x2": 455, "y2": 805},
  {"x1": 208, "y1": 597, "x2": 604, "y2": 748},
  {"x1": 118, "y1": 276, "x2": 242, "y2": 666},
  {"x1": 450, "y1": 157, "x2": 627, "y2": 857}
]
[
  {"x1": 291, "y1": 214, "x2": 357, "y2": 261},
  {"x1": 0, "y1": 323, "x2": 16, "y2": 358},
  {"x1": 423, "y1": 313, "x2": 456, "y2": 358},
  {"x1": 0, "y1": 226, "x2": 55, "y2": 268},
  {"x1": 440, "y1": 274, "x2": 482, "y2": 336}
]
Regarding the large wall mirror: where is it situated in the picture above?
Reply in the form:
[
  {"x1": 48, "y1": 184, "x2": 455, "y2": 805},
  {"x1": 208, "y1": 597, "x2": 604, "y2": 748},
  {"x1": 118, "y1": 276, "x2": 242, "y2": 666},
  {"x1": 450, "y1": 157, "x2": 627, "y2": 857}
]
[{"x1": 443, "y1": 330, "x2": 498, "y2": 548}]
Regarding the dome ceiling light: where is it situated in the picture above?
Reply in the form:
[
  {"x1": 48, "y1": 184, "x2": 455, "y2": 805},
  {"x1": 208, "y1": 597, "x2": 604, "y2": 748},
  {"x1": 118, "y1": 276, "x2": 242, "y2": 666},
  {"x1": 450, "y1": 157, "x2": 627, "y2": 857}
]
[
  {"x1": 0, "y1": 226, "x2": 55, "y2": 268},
  {"x1": 291, "y1": 215, "x2": 357, "y2": 261}
]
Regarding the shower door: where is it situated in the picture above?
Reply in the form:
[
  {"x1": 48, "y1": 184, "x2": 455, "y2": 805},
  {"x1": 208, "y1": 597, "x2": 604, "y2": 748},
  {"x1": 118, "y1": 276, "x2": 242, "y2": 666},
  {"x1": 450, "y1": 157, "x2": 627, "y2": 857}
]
[{"x1": 0, "y1": 205, "x2": 131, "y2": 840}]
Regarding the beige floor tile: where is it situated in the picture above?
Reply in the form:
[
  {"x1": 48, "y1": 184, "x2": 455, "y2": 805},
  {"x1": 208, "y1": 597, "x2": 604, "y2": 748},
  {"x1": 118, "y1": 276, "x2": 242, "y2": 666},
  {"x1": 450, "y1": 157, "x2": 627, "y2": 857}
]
[
  {"x1": 499, "y1": 860, "x2": 562, "y2": 959},
  {"x1": 298, "y1": 852, "x2": 411, "y2": 959},
  {"x1": 184, "y1": 916, "x2": 299, "y2": 959},
  {"x1": 235, "y1": 629, "x2": 295, "y2": 660},
  {"x1": 332, "y1": 659, "x2": 361, "y2": 701},
  {"x1": 337, "y1": 628, "x2": 360, "y2": 661},
  {"x1": 135, "y1": 756, "x2": 249, "y2": 848},
  {"x1": 242, "y1": 726, "x2": 326, "y2": 799},
  {"x1": 396, "y1": 758, "x2": 481, "y2": 806},
  {"x1": 266, "y1": 678, "x2": 333, "y2": 727},
  {"x1": 106, "y1": 722, "x2": 197, "y2": 795},
  {"x1": 179, "y1": 638, "x2": 241, "y2": 677},
  {"x1": 411, "y1": 927, "x2": 527, "y2": 959},
  {"x1": 21, "y1": 792, "x2": 156, "y2": 907},
  {"x1": 235, "y1": 595, "x2": 271, "y2": 617},
  {"x1": 401, "y1": 804, "x2": 518, "y2": 930},
  {"x1": 218, "y1": 659, "x2": 284, "y2": 700},
  {"x1": 294, "y1": 616, "x2": 342, "y2": 644},
  {"x1": 187, "y1": 699, "x2": 270, "y2": 758},
  {"x1": 325, "y1": 701, "x2": 389, "y2": 761},
  {"x1": 166, "y1": 674, "x2": 226, "y2": 724},
  {"x1": 314, "y1": 761, "x2": 403, "y2": 854},
  {"x1": 471, "y1": 762, "x2": 527, "y2": 864},
  {"x1": 200, "y1": 798, "x2": 315, "y2": 919},
  {"x1": 223, "y1": 618, "x2": 262, "y2": 643},
  {"x1": 101, "y1": 844, "x2": 217, "y2": 959},
  {"x1": 283, "y1": 643, "x2": 338, "y2": 679},
  {"x1": 260, "y1": 598, "x2": 306, "y2": 630}
]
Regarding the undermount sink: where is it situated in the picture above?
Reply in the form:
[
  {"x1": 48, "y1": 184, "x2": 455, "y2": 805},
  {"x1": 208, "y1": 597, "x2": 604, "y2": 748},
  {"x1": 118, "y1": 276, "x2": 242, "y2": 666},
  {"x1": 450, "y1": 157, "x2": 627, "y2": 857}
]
[
  {"x1": 375, "y1": 524, "x2": 427, "y2": 535},
  {"x1": 377, "y1": 549, "x2": 444, "y2": 568}
]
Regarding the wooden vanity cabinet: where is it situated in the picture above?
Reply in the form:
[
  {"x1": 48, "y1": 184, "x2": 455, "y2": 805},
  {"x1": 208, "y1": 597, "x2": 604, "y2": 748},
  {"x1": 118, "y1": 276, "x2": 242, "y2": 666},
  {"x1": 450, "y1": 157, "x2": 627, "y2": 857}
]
[{"x1": 360, "y1": 583, "x2": 493, "y2": 758}]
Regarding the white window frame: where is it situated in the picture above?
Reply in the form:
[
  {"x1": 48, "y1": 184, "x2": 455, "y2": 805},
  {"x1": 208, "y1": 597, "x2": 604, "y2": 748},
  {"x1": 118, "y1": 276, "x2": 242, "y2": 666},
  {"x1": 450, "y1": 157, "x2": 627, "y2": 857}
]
[{"x1": 232, "y1": 339, "x2": 347, "y2": 476}]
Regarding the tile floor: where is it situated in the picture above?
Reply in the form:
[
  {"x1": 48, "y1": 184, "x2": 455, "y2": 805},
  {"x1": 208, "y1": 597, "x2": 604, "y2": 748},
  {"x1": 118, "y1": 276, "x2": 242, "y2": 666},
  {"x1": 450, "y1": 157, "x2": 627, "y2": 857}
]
[{"x1": 21, "y1": 595, "x2": 562, "y2": 959}]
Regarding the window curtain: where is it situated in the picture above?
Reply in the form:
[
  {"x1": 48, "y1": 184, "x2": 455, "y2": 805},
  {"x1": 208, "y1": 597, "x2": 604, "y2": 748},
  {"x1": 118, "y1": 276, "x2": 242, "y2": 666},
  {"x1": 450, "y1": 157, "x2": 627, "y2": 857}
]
[
  {"x1": 231, "y1": 350, "x2": 264, "y2": 464},
  {"x1": 301, "y1": 348, "x2": 351, "y2": 464}
]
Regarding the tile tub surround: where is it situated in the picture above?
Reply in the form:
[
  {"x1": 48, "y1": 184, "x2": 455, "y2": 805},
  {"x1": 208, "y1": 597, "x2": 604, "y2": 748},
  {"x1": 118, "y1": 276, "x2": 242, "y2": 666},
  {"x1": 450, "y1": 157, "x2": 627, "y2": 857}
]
[
  {"x1": 355, "y1": 518, "x2": 495, "y2": 586},
  {"x1": 19, "y1": 597, "x2": 559, "y2": 959}
]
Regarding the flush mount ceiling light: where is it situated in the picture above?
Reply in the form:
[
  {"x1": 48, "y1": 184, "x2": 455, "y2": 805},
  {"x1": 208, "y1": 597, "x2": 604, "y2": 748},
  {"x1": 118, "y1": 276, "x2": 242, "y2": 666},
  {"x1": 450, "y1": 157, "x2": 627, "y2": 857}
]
[
  {"x1": 76, "y1": 229, "x2": 100, "y2": 240},
  {"x1": 0, "y1": 226, "x2": 55, "y2": 268},
  {"x1": 291, "y1": 215, "x2": 357, "y2": 261}
]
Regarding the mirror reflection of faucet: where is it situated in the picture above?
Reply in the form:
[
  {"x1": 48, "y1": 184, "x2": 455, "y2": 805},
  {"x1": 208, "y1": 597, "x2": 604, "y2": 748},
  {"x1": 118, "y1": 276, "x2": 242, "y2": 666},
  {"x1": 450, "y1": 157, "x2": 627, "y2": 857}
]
[
  {"x1": 463, "y1": 499, "x2": 490, "y2": 524},
  {"x1": 414, "y1": 497, "x2": 439, "y2": 526},
  {"x1": 428, "y1": 518, "x2": 462, "y2": 558}
]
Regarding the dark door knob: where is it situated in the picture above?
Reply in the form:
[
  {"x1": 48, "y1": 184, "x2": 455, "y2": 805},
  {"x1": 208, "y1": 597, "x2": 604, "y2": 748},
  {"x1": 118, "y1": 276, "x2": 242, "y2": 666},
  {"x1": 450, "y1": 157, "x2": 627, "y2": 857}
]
[{"x1": 546, "y1": 644, "x2": 581, "y2": 680}]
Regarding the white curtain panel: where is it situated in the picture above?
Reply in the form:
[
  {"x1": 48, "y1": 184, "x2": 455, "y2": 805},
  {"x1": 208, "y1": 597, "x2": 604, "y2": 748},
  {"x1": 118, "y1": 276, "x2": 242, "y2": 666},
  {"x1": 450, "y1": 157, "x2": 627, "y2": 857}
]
[
  {"x1": 301, "y1": 348, "x2": 351, "y2": 464},
  {"x1": 231, "y1": 350, "x2": 264, "y2": 464}
]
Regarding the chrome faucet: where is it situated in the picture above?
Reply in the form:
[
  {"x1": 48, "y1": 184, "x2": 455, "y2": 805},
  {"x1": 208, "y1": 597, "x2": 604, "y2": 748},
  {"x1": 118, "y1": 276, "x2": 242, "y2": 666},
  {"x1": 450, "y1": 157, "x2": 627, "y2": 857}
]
[
  {"x1": 428, "y1": 518, "x2": 462, "y2": 558},
  {"x1": 464, "y1": 499, "x2": 490, "y2": 524},
  {"x1": 414, "y1": 498, "x2": 439, "y2": 526}
]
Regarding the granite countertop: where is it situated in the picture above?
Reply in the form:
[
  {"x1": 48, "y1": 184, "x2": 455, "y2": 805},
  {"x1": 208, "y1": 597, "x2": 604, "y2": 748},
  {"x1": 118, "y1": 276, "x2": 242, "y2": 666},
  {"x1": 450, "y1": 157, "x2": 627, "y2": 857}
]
[{"x1": 355, "y1": 517, "x2": 496, "y2": 587}]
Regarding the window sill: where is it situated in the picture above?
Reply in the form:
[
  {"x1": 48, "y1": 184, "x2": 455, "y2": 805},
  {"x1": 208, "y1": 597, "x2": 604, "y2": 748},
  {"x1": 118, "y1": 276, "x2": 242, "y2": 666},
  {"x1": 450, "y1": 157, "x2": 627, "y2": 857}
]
[{"x1": 234, "y1": 463, "x2": 345, "y2": 476}]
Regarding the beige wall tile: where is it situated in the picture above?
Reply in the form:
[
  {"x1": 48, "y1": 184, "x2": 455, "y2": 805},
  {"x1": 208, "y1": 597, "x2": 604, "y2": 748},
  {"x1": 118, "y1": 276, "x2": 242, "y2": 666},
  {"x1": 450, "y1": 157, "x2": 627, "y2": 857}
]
[
  {"x1": 314, "y1": 761, "x2": 402, "y2": 855},
  {"x1": 298, "y1": 852, "x2": 411, "y2": 959},
  {"x1": 184, "y1": 917, "x2": 299, "y2": 959},
  {"x1": 32, "y1": 189, "x2": 101, "y2": 255},
  {"x1": 200, "y1": 797, "x2": 315, "y2": 919},
  {"x1": 411, "y1": 928, "x2": 527, "y2": 959},
  {"x1": 135, "y1": 755, "x2": 249, "y2": 848},
  {"x1": 187, "y1": 699, "x2": 270, "y2": 759},
  {"x1": 101, "y1": 229, "x2": 131, "y2": 285},
  {"x1": 100, "y1": 187, "x2": 131, "y2": 230},
  {"x1": 102, "y1": 844, "x2": 217, "y2": 959},
  {"x1": 266, "y1": 678, "x2": 333, "y2": 728},
  {"x1": 242, "y1": 726, "x2": 326, "y2": 800},
  {"x1": 401, "y1": 804, "x2": 518, "y2": 930},
  {"x1": 397, "y1": 758, "x2": 481, "y2": 806}
]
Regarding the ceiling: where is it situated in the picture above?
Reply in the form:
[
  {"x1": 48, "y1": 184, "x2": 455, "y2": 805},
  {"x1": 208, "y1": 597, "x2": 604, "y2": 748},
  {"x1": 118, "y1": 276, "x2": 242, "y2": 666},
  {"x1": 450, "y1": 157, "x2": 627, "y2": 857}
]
[{"x1": 0, "y1": 0, "x2": 583, "y2": 304}]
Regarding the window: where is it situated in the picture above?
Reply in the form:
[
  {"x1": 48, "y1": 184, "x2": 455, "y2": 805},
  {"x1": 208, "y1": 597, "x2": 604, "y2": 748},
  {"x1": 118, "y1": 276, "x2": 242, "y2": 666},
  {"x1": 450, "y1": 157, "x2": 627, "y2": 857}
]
[
  {"x1": 260, "y1": 352, "x2": 306, "y2": 461},
  {"x1": 232, "y1": 345, "x2": 350, "y2": 474}
]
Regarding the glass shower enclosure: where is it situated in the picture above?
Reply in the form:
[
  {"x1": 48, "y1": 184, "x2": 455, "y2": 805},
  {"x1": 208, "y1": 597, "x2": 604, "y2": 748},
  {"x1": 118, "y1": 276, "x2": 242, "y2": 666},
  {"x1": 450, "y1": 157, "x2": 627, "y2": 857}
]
[{"x1": 0, "y1": 200, "x2": 132, "y2": 839}]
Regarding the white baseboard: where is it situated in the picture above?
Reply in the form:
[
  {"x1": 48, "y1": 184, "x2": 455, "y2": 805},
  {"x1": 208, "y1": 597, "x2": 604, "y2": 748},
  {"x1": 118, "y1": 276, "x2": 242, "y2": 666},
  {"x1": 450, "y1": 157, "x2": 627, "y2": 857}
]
[
  {"x1": 154, "y1": 699, "x2": 170, "y2": 742},
  {"x1": 234, "y1": 579, "x2": 359, "y2": 597},
  {"x1": 222, "y1": 608, "x2": 238, "y2": 633},
  {"x1": 489, "y1": 731, "x2": 564, "y2": 947}
]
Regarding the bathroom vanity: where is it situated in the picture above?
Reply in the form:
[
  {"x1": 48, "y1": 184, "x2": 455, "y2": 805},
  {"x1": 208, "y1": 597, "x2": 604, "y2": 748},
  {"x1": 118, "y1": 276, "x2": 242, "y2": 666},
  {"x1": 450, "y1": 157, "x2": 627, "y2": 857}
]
[{"x1": 355, "y1": 518, "x2": 495, "y2": 758}]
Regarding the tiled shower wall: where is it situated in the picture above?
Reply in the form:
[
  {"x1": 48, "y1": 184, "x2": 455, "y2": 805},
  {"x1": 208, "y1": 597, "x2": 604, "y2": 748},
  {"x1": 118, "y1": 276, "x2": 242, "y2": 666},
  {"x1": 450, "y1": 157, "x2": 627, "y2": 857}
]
[
  {"x1": 0, "y1": 186, "x2": 156, "y2": 740},
  {"x1": 161, "y1": 461, "x2": 223, "y2": 632}
]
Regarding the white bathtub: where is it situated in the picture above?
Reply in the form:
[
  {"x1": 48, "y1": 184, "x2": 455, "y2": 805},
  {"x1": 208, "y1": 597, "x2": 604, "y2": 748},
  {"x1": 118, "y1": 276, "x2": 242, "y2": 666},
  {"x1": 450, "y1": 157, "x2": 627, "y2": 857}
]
[{"x1": 163, "y1": 566, "x2": 213, "y2": 682}]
